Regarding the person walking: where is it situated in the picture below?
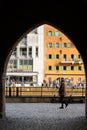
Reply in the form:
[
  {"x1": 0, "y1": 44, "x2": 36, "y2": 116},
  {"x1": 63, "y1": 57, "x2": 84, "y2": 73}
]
[{"x1": 59, "y1": 78, "x2": 68, "y2": 109}]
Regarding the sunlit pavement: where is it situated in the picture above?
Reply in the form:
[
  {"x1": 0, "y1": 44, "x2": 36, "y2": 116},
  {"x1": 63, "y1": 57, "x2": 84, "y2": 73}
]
[{"x1": 0, "y1": 103, "x2": 87, "y2": 130}]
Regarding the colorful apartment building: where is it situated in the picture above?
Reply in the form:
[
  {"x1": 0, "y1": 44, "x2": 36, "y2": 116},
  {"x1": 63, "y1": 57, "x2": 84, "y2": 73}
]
[
  {"x1": 6, "y1": 24, "x2": 85, "y2": 87},
  {"x1": 44, "y1": 24, "x2": 85, "y2": 86}
]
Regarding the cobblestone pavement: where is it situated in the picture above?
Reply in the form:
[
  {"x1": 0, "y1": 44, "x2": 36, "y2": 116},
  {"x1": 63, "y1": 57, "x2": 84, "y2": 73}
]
[{"x1": 0, "y1": 103, "x2": 87, "y2": 130}]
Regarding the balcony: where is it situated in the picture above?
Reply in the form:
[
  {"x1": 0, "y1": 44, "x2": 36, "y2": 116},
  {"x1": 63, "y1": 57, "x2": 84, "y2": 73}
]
[
  {"x1": 74, "y1": 59, "x2": 83, "y2": 64},
  {"x1": 60, "y1": 59, "x2": 83, "y2": 64}
]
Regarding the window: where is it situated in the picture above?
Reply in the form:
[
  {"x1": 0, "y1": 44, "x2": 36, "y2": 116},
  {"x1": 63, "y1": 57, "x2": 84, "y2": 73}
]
[
  {"x1": 64, "y1": 43, "x2": 67, "y2": 48},
  {"x1": 24, "y1": 60, "x2": 28, "y2": 65},
  {"x1": 55, "y1": 43, "x2": 59, "y2": 48},
  {"x1": 48, "y1": 66, "x2": 52, "y2": 70},
  {"x1": 35, "y1": 47, "x2": 38, "y2": 57},
  {"x1": 78, "y1": 77, "x2": 81, "y2": 82},
  {"x1": 29, "y1": 60, "x2": 33, "y2": 65},
  {"x1": 14, "y1": 60, "x2": 17, "y2": 68},
  {"x1": 48, "y1": 54, "x2": 52, "y2": 59},
  {"x1": 78, "y1": 54, "x2": 81, "y2": 59},
  {"x1": 63, "y1": 54, "x2": 67, "y2": 61},
  {"x1": 20, "y1": 60, "x2": 23, "y2": 65},
  {"x1": 56, "y1": 66, "x2": 59, "y2": 70},
  {"x1": 28, "y1": 47, "x2": 32, "y2": 57},
  {"x1": 48, "y1": 31, "x2": 52, "y2": 36},
  {"x1": 8, "y1": 59, "x2": 17, "y2": 69},
  {"x1": 71, "y1": 54, "x2": 74, "y2": 61},
  {"x1": 48, "y1": 42, "x2": 52, "y2": 48},
  {"x1": 20, "y1": 48, "x2": 27, "y2": 57},
  {"x1": 55, "y1": 31, "x2": 60, "y2": 36},
  {"x1": 20, "y1": 59, "x2": 33, "y2": 65},
  {"x1": 19, "y1": 59, "x2": 33, "y2": 71},
  {"x1": 63, "y1": 66, "x2": 67, "y2": 70},
  {"x1": 78, "y1": 66, "x2": 82, "y2": 70},
  {"x1": 71, "y1": 66, "x2": 74, "y2": 70},
  {"x1": 56, "y1": 54, "x2": 59, "y2": 59}
]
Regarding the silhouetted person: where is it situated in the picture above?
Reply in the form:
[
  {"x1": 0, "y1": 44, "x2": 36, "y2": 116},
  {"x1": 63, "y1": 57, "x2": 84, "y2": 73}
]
[{"x1": 59, "y1": 78, "x2": 68, "y2": 109}]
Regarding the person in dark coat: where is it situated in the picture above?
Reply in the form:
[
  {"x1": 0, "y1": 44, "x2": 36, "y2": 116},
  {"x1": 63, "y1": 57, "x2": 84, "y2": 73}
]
[{"x1": 59, "y1": 78, "x2": 68, "y2": 109}]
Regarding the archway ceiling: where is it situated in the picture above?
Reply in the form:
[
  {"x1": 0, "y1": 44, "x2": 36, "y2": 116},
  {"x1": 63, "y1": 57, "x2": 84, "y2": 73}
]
[{"x1": 0, "y1": 0, "x2": 87, "y2": 63}]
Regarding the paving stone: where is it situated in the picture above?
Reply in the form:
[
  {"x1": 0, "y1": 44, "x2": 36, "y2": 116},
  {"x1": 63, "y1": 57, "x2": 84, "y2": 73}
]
[{"x1": 0, "y1": 103, "x2": 87, "y2": 130}]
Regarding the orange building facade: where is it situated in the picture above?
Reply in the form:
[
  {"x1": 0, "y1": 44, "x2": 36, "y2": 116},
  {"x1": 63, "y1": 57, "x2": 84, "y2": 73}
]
[{"x1": 44, "y1": 24, "x2": 85, "y2": 86}]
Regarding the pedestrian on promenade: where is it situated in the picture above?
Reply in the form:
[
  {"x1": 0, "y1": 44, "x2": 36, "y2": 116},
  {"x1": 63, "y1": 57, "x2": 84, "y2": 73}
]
[{"x1": 59, "y1": 78, "x2": 68, "y2": 109}]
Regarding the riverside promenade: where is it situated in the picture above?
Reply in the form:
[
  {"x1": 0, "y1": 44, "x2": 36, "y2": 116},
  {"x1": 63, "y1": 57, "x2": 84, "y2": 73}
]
[{"x1": 0, "y1": 103, "x2": 87, "y2": 130}]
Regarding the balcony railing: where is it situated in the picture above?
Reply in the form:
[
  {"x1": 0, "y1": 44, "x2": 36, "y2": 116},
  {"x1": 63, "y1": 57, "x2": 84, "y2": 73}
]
[{"x1": 61, "y1": 59, "x2": 83, "y2": 64}]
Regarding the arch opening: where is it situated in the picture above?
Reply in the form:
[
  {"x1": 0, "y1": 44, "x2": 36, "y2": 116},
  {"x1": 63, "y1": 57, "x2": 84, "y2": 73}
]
[{"x1": 3, "y1": 23, "x2": 86, "y2": 118}]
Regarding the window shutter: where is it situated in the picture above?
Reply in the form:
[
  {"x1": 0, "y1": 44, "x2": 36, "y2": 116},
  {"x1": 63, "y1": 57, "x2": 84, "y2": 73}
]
[
  {"x1": 46, "y1": 43, "x2": 49, "y2": 48},
  {"x1": 62, "y1": 43, "x2": 64, "y2": 48},
  {"x1": 46, "y1": 54, "x2": 48, "y2": 59},
  {"x1": 75, "y1": 66, "x2": 77, "y2": 70},
  {"x1": 60, "y1": 42, "x2": 63, "y2": 48},
  {"x1": 60, "y1": 66, "x2": 63, "y2": 70},
  {"x1": 53, "y1": 66, "x2": 56, "y2": 70},
  {"x1": 52, "y1": 54, "x2": 55, "y2": 59},
  {"x1": 46, "y1": 66, "x2": 48, "y2": 70},
  {"x1": 53, "y1": 43, "x2": 55, "y2": 48},
  {"x1": 52, "y1": 31, "x2": 55, "y2": 36}
]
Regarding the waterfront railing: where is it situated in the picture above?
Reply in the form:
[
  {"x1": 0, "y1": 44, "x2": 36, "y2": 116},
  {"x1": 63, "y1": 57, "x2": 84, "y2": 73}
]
[{"x1": 5, "y1": 86, "x2": 85, "y2": 98}]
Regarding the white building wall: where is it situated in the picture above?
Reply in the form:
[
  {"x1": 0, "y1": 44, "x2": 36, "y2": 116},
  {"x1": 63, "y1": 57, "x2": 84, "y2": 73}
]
[
  {"x1": 27, "y1": 25, "x2": 44, "y2": 86},
  {"x1": 7, "y1": 25, "x2": 44, "y2": 86}
]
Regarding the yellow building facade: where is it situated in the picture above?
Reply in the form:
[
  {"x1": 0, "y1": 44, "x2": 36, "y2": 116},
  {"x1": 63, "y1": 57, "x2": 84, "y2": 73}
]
[{"x1": 44, "y1": 24, "x2": 85, "y2": 85}]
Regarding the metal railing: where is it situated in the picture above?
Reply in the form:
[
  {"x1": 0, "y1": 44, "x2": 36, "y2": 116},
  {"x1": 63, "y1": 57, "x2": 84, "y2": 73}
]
[{"x1": 5, "y1": 87, "x2": 85, "y2": 98}]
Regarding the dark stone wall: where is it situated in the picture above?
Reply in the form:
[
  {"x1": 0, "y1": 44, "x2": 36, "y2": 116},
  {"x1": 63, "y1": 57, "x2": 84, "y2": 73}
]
[{"x1": 0, "y1": 0, "x2": 87, "y2": 118}]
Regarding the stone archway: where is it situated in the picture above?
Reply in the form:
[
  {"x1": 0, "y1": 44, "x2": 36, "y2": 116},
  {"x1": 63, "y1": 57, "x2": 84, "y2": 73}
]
[{"x1": 0, "y1": 21, "x2": 87, "y2": 119}]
